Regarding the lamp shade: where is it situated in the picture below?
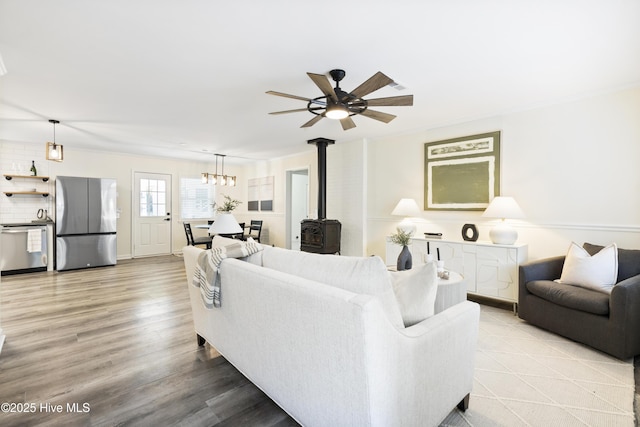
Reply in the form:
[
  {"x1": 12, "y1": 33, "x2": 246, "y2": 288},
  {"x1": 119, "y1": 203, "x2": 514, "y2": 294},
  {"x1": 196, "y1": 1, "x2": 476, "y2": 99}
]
[
  {"x1": 391, "y1": 198, "x2": 421, "y2": 217},
  {"x1": 208, "y1": 213, "x2": 242, "y2": 234},
  {"x1": 482, "y1": 196, "x2": 524, "y2": 220},
  {"x1": 391, "y1": 198, "x2": 421, "y2": 235},
  {"x1": 482, "y1": 196, "x2": 524, "y2": 245}
]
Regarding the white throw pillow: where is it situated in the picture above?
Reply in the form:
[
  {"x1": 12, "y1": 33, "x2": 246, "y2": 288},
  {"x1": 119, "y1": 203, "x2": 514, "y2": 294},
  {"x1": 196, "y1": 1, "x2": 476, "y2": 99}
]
[
  {"x1": 389, "y1": 261, "x2": 439, "y2": 327},
  {"x1": 556, "y1": 242, "x2": 618, "y2": 294}
]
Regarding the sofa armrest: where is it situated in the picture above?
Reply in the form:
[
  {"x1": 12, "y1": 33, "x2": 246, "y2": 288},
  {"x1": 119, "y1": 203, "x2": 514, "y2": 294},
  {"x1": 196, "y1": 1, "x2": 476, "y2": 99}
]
[
  {"x1": 608, "y1": 274, "x2": 640, "y2": 358},
  {"x1": 610, "y1": 273, "x2": 640, "y2": 325},
  {"x1": 365, "y1": 301, "x2": 480, "y2": 426},
  {"x1": 519, "y1": 256, "x2": 565, "y2": 283}
]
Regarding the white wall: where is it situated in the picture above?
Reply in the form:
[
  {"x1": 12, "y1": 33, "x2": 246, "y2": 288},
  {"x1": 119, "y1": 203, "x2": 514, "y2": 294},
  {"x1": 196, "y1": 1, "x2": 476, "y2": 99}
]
[
  {"x1": 327, "y1": 139, "x2": 367, "y2": 256},
  {"x1": 238, "y1": 139, "x2": 368, "y2": 256},
  {"x1": 0, "y1": 143, "x2": 234, "y2": 258},
  {"x1": 236, "y1": 149, "x2": 317, "y2": 248},
  {"x1": 367, "y1": 86, "x2": 640, "y2": 261},
  {"x1": 3, "y1": 86, "x2": 638, "y2": 263}
]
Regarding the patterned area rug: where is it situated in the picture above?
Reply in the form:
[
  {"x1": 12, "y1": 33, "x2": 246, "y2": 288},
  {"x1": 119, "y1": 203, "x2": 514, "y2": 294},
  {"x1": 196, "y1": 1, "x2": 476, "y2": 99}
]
[{"x1": 442, "y1": 305, "x2": 636, "y2": 426}]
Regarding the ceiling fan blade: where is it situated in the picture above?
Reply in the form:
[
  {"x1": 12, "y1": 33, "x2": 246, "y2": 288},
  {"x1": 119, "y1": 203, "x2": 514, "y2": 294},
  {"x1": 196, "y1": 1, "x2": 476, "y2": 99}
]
[
  {"x1": 266, "y1": 90, "x2": 311, "y2": 102},
  {"x1": 360, "y1": 109, "x2": 396, "y2": 123},
  {"x1": 307, "y1": 73, "x2": 339, "y2": 102},
  {"x1": 340, "y1": 116, "x2": 356, "y2": 130},
  {"x1": 366, "y1": 94, "x2": 414, "y2": 107},
  {"x1": 350, "y1": 71, "x2": 394, "y2": 98},
  {"x1": 269, "y1": 108, "x2": 313, "y2": 115},
  {"x1": 301, "y1": 115, "x2": 324, "y2": 128}
]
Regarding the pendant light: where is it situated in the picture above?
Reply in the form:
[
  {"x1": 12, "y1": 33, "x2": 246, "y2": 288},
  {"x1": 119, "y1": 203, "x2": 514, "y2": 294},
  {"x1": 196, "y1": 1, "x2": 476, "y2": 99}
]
[
  {"x1": 46, "y1": 119, "x2": 64, "y2": 162},
  {"x1": 201, "y1": 154, "x2": 236, "y2": 186}
]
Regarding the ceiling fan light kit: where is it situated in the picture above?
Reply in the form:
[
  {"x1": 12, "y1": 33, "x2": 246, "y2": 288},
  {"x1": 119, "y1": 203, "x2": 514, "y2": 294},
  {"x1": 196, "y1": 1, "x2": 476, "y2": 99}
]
[
  {"x1": 267, "y1": 68, "x2": 413, "y2": 130},
  {"x1": 325, "y1": 103, "x2": 349, "y2": 120}
]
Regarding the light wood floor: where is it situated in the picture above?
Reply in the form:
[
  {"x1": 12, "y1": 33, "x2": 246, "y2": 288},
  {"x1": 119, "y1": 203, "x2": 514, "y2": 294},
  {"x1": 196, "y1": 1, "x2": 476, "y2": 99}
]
[
  {"x1": 0, "y1": 255, "x2": 298, "y2": 427},
  {"x1": 1, "y1": 256, "x2": 638, "y2": 426}
]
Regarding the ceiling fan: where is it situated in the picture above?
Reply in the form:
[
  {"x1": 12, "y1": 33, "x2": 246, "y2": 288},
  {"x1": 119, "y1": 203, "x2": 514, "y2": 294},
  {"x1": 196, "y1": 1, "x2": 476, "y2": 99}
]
[{"x1": 266, "y1": 69, "x2": 413, "y2": 131}]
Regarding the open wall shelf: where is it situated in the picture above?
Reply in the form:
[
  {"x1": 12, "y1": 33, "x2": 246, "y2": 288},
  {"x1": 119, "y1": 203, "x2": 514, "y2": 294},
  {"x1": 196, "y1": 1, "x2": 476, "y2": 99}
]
[
  {"x1": 3, "y1": 174, "x2": 51, "y2": 197},
  {"x1": 4, "y1": 192, "x2": 49, "y2": 197},
  {"x1": 4, "y1": 174, "x2": 50, "y2": 182}
]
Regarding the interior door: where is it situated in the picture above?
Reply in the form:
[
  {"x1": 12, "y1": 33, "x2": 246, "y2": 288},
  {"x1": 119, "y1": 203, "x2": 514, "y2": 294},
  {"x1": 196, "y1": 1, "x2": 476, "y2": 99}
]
[
  {"x1": 287, "y1": 169, "x2": 309, "y2": 250},
  {"x1": 133, "y1": 172, "x2": 172, "y2": 257}
]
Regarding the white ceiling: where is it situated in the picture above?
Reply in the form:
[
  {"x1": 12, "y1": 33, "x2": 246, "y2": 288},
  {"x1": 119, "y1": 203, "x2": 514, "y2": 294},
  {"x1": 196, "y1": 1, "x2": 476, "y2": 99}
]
[{"x1": 1, "y1": 0, "x2": 639, "y2": 164}]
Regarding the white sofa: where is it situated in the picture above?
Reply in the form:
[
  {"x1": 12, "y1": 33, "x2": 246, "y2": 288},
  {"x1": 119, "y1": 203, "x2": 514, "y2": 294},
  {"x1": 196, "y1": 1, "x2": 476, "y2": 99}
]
[{"x1": 183, "y1": 240, "x2": 480, "y2": 427}]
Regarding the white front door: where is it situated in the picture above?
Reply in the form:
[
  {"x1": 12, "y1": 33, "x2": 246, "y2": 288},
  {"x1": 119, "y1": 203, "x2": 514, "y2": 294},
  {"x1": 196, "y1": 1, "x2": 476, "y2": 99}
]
[{"x1": 133, "y1": 172, "x2": 172, "y2": 257}]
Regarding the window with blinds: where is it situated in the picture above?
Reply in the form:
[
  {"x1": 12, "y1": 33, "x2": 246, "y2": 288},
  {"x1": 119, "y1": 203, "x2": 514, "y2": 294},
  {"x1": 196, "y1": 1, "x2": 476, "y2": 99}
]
[{"x1": 180, "y1": 177, "x2": 215, "y2": 220}]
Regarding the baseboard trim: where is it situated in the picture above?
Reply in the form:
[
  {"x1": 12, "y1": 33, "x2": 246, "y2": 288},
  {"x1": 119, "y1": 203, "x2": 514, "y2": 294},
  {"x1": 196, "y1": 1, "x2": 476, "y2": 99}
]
[{"x1": 467, "y1": 294, "x2": 514, "y2": 312}]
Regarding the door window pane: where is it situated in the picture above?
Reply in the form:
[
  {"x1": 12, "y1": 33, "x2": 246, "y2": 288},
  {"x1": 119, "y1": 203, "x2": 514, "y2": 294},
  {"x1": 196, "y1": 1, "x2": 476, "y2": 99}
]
[{"x1": 140, "y1": 179, "x2": 166, "y2": 217}]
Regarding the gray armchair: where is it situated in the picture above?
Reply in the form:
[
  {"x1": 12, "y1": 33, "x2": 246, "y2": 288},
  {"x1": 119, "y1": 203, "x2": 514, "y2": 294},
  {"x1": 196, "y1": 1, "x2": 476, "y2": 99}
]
[{"x1": 518, "y1": 243, "x2": 640, "y2": 360}]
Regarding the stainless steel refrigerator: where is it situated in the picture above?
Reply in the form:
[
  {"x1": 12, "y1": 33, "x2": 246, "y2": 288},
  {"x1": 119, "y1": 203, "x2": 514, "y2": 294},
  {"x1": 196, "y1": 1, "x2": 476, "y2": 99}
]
[{"x1": 56, "y1": 176, "x2": 117, "y2": 271}]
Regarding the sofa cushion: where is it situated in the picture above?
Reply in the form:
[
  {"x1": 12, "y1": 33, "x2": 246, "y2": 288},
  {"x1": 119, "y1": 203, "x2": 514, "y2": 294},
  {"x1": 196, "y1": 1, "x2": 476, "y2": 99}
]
[
  {"x1": 526, "y1": 280, "x2": 610, "y2": 315},
  {"x1": 556, "y1": 242, "x2": 618, "y2": 294},
  {"x1": 584, "y1": 242, "x2": 640, "y2": 282},
  {"x1": 261, "y1": 246, "x2": 404, "y2": 329},
  {"x1": 389, "y1": 261, "x2": 439, "y2": 327}
]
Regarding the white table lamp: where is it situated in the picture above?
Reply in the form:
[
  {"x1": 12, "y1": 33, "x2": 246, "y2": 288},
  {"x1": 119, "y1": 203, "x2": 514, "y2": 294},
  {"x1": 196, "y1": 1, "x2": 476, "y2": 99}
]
[
  {"x1": 208, "y1": 213, "x2": 243, "y2": 235},
  {"x1": 391, "y1": 198, "x2": 421, "y2": 235},
  {"x1": 482, "y1": 196, "x2": 524, "y2": 245}
]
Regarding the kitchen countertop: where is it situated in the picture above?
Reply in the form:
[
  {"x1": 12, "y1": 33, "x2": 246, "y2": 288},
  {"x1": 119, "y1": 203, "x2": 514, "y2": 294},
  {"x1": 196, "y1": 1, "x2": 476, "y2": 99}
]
[{"x1": 1, "y1": 221, "x2": 54, "y2": 227}]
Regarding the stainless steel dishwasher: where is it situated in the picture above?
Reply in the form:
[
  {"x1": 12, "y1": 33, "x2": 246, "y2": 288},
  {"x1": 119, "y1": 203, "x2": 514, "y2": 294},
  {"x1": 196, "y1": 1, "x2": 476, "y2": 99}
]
[{"x1": 0, "y1": 224, "x2": 48, "y2": 275}]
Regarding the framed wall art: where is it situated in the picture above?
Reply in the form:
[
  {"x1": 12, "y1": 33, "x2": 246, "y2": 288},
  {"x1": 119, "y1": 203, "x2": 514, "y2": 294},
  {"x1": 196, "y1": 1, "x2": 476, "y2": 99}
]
[
  {"x1": 424, "y1": 131, "x2": 500, "y2": 210},
  {"x1": 248, "y1": 176, "x2": 274, "y2": 211}
]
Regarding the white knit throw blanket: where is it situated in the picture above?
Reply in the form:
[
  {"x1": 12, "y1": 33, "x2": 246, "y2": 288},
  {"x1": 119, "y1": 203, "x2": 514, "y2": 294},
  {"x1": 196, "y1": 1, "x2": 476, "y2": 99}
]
[{"x1": 192, "y1": 237, "x2": 262, "y2": 308}]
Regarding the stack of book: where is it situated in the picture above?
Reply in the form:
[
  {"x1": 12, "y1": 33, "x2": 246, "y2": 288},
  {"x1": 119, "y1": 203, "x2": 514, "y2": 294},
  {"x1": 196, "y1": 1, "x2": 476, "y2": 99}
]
[{"x1": 423, "y1": 232, "x2": 442, "y2": 239}]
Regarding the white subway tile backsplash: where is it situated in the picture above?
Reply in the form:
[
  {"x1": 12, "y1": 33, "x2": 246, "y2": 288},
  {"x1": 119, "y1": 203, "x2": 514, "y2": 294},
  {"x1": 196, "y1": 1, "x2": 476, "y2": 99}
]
[{"x1": 1, "y1": 142, "x2": 54, "y2": 224}]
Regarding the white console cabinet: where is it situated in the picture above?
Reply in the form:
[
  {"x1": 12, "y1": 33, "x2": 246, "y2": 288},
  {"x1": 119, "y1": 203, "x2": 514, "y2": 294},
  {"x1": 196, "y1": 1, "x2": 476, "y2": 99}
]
[{"x1": 386, "y1": 237, "x2": 528, "y2": 305}]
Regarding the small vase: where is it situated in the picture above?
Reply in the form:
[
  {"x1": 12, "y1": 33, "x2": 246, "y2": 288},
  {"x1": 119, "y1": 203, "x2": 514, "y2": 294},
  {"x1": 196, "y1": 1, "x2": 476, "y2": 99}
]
[{"x1": 397, "y1": 245, "x2": 412, "y2": 271}]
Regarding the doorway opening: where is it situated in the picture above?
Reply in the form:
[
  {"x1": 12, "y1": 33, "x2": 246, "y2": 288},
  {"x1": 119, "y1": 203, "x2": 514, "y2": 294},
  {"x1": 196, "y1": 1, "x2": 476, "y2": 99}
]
[{"x1": 285, "y1": 168, "x2": 309, "y2": 250}]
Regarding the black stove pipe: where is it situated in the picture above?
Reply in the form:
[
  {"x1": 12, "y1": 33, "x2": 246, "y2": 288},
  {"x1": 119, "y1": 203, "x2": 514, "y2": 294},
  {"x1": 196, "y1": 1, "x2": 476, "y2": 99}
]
[{"x1": 307, "y1": 137, "x2": 334, "y2": 220}]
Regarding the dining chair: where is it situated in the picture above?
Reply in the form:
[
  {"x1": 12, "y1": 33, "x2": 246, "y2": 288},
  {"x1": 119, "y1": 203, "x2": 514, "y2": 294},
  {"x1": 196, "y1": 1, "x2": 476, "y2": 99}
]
[
  {"x1": 183, "y1": 222, "x2": 212, "y2": 249},
  {"x1": 243, "y1": 220, "x2": 263, "y2": 242}
]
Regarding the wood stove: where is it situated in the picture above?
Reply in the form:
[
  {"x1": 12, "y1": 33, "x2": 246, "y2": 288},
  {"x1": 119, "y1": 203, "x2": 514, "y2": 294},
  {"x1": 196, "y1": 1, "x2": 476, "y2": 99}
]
[
  {"x1": 300, "y1": 219, "x2": 341, "y2": 254},
  {"x1": 300, "y1": 138, "x2": 342, "y2": 255}
]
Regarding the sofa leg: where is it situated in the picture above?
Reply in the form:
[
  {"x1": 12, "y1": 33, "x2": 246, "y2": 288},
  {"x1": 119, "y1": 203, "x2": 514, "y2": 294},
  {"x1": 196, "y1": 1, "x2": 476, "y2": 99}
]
[
  {"x1": 197, "y1": 334, "x2": 205, "y2": 347},
  {"x1": 457, "y1": 394, "x2": 470, "y2": 411}
]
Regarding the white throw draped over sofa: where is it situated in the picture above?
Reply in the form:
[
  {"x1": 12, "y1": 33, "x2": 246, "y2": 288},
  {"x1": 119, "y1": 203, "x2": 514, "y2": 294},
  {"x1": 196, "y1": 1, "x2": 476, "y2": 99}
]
[{"x1": 183, "y1": 237, "x2": 480, "y2": 426}]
